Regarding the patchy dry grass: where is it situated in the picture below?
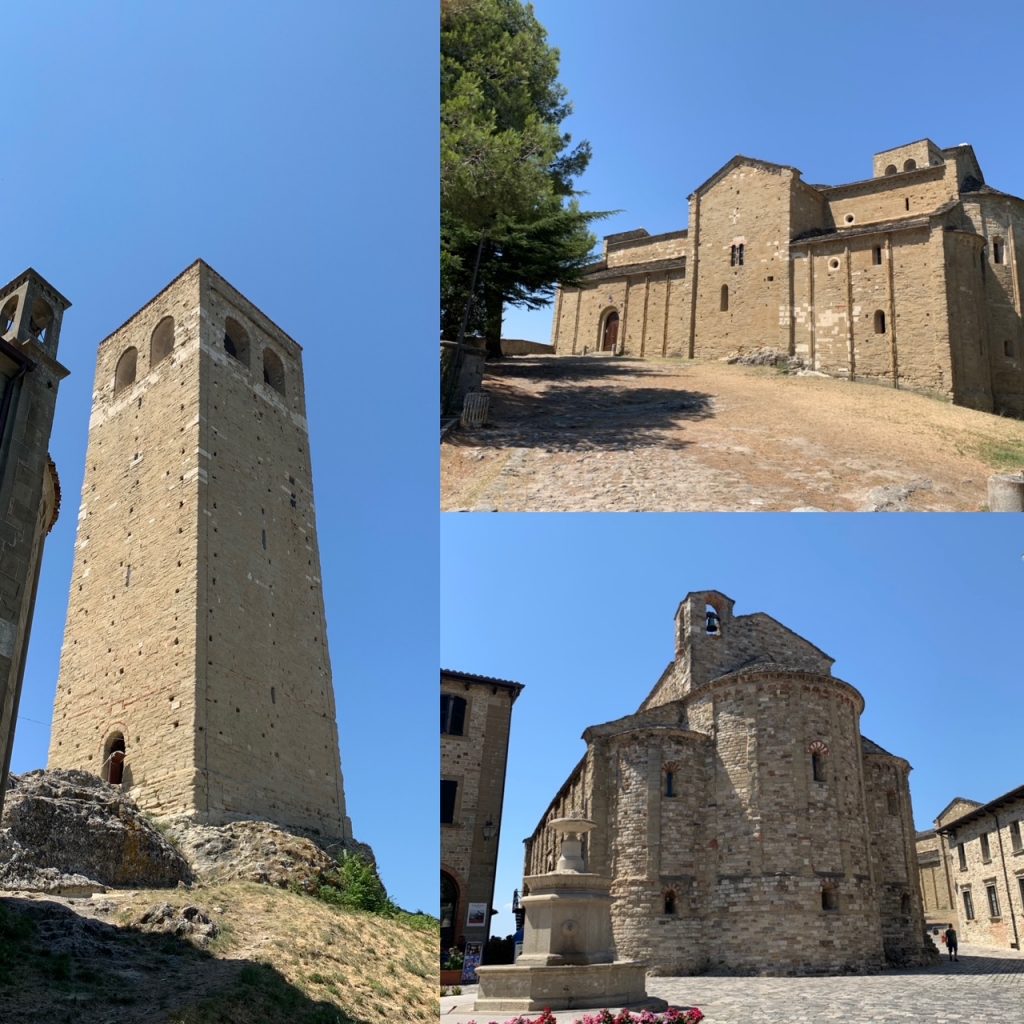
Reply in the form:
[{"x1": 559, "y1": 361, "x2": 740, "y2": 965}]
[{"x1": 0, "y1": 882, "x2": 438, "y2": 1024}]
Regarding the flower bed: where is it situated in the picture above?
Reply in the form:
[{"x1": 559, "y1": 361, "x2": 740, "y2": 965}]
[{"x1": 465, "y1": 1008, "x2": 703, "y2": 1024}]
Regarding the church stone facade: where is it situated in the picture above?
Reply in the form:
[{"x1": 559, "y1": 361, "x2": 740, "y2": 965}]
[
  {"x1": 525, "y1": 591, "x2": 930, "y2": 975},
  {"x1": 552, "y1": 140, "x2": 1024, "y2": 415},
  {"x1": 49, "y1": 260, "x2": 353, "y2": 844}
]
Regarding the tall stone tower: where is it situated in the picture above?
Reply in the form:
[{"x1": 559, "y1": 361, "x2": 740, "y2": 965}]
[{"x1": 49, "y1": 260, "x2": 352, "y2": 843}]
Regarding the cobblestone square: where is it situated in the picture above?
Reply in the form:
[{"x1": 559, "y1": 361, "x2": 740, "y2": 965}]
[{"x1": 442, "y1": 944, "x2": 1024, "y2": 1024}]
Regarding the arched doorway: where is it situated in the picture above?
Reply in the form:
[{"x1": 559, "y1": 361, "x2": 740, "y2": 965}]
[
  {"x1": 441, "y1": 871, "x2": 459, "y2": 951},
  {"x1": 601, "y1": 311, "x2": 619, "y2": 352},
  {"x1": 103, "y1": 733, "x2": 126, "y2": 786}
]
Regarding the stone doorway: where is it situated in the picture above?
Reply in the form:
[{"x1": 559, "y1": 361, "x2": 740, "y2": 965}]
[{"x1": 601, "y1": 312, "x2": 619, "y2": 352}]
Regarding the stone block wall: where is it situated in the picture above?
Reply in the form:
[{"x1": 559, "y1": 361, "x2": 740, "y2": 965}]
[
  {"x1": 442, "y1": 671, "x2": 522, "y2": 949},
  {"x1": 51, "y1": 261, "x2": 351, "y2": 842}
]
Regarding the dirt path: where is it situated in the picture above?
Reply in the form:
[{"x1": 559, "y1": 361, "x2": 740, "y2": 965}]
[{"x1": 441, "y1": 356, "x2": 1024, "y2": 511}]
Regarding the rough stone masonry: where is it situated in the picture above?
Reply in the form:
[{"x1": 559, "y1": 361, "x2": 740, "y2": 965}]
[{"x1": 48, "y1": 261, "x2": 356, "y2": 848}]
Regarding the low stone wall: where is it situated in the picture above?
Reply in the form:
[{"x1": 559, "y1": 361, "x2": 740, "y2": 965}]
[{"x1": 501, "y1": 338, "x2": 554, "y2": 356}]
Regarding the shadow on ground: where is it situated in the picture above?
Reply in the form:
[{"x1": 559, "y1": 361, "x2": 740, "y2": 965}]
[
  {"x1": 884, "y1": 951, "x2": 1024, "y2": 977},
  {"x1": 0, "y1": 896, "x2": 361, "y2": 1024},
  {"x1": 450, "y1": 357, "x2": 714, "y2": 452}
]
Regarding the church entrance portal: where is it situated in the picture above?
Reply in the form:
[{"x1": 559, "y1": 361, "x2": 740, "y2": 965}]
[{"x1": 601, "y1": 312, "x2": 619, "y2": 352}]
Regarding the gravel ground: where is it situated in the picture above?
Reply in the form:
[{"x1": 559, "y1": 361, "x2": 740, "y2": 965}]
[{"x1": 441, "y1": 356, "x2": 1024, "y2": 512}]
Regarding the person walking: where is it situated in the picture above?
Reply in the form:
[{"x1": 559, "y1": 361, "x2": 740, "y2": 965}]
[{"x1": 944, "y1": 925, "x2": 959, "y2": 961}]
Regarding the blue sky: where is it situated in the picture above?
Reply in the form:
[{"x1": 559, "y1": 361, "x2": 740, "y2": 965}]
[
  {"x1": 442, "y1": 514, "x2": 1024, "y2": 937},
  {"x1": 5, "y1": 2, "x2": 436, "y2": 913},
  {"x1": 503, "y1": 0, "x2": 1024, "y2": 342}
]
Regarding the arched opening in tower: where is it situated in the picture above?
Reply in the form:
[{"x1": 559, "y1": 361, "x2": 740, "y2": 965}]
[{"x1": 104, "y1": 733, "x2": 126, "y2": 786}]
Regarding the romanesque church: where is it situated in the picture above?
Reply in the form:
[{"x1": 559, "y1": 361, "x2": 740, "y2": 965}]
[
  {"x1": 525, "y1": 591, "x2": 931, "y2": 975},
  {"x1": 552, "y1": 140, "x2": 1024, "y2": 415}
]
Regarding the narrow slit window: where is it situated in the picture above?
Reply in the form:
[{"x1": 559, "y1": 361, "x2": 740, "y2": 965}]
[
  {"x1": 872, "y1": 246, "x2": 883, "y2": 265},
  {"x1": 720, "y1": 285, "x2": 729, "y2": 312},
  {"x1": 874, "y1": 310, "x2": 886, "y2": 334},
  {"x1": 665, "y1": 770, "x2": 675, "y2": 797},
  {"x1": 993, "y1": 239, "x2": 1005, "y2": 264}
]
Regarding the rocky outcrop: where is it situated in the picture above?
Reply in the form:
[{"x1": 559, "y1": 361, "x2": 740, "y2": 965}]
[
  {"x1": 0, "y1": 769, "x2": 191, "y2": 894},
  {"x1": 135, "y1": 902, "x2": 219, "y2": 945},
  {"x1": 0, "y1": 769, "x2": 376, "y2": 897}
]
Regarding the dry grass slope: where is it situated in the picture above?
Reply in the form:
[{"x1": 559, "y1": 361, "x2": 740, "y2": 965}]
[{"x1": 0, "y1": 882, "x2": 438, "y2": 1024}]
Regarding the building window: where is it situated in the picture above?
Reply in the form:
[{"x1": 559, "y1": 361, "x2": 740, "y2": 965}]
[
  {"x1": 441, "y1": 694, "x2": 467, "y2": 736},
  {"x1": 28, "y1": 297, "x2": 53, "y2": 343},
  {"x1": 993, "y1": 239, "x2": 1005, "y2": 264},
  {"x1": 905, "y1": 198, "x2": 910, "y2": 211},
  {"x1": 730, "y1": 244, "x2": 744, "y2": 267},
  {"x1": 1018, "y1": 877, "x2": 1024, "y2": 910},
  {"x1": 821, "y1": 885, "x2": 838, "y2": 912},
  {"x1": 828, "y1": 257, "x2": 840, "y2": 271},
  {"x1": 1010, "y1": 820, "x2": 1023, "y2": 854},
  {"x1": 1005, "y1": 340, "x2": 1014, "y2": 359},
  {"x1": 150, "y1": 316, "x2": 174, "y2": 367},
  {"x1": 223, "y1": 317, "x2": 250, "y2": 367},
  {"x1": 844, "y1": 214, "x2": 855, "y2": 225},
  {"x1": 663, "y1": 890, "x2": 677, "y2": 915},
  {"x1": 872, "y1": 246, "x2": 883, "y2": 265},
  {"x1": 812, "y1": 752, "x2": 826, "y2": 783},
  {"x1": 958, "y1": 843, "x2": 967, "y2": 870},
  {"x1": 874, "y1": 310, "x2": 886, "y2": 334},
  {"x1": 962, "y1": 889, "x2": 975, "y2": 920},
  {"x1": 986, "y1": 883, "x2": 1000, "y2": 918},
  {"x1": 884, "y1": 164, "x2": 897, "y2": 176},
  {"x1": 887, "y1": 789, "x2": 898, "y2": 815},
  {"x1": 262, "y1": 348, "x2": 286, "y2": 395},
  {"x1": 102, "y1": 732, "x2": 126, "y2": 786},
  {"x1": 114, "y1": 347, "x2": 138, "y2": 394},
  {"x1": 665, "y1": 770, "x2": 675, "y2": 798},
  {"x1": 904, "y1": 159, "x2": 917, "y2": 171},
  {"x1": 981, "y1": 832, "x2": 992, "y2": 863},
  {"x1": 441, "y1": 779, "x2": 458, "y2": 824},
  {"x1": 720, "y1": 285, "x2": 729, "y2": 312}
]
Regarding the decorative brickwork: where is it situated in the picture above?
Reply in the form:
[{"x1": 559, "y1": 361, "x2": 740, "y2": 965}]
[
  {"x1": 553, "y1": 141, "x2": 1024, "y2": 416},
  {"x1": 49, "y1": 261, "x2": 352, "y2": 843},
  {"x1": 525, "y1": 591, "x2": 931, "y2": 975}
]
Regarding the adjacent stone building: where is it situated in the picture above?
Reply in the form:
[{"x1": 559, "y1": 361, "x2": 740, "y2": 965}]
[
  {"x1": 442, "y1": 669, "x2": 523, "y2": 953},
  {"x1": 48, "y1": 260, "x2": 354, "y2": 846},
  {"x1": 919, "y1": 787, "x2": 1024, "y2": 950},
  {"x1": 525, "y1": 591, "x2": 931, "y2": 975},
  {"x1": 0, "y1": 269, "x2": 69, "y2": 818},
  {"x1": 552, "y1": 139, "x2": 1024, "y2": 414}
]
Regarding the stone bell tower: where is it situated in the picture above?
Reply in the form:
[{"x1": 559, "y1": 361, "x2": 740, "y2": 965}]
[{"x1": 49, "y1": 260, "x2": 353, "y2": 843}]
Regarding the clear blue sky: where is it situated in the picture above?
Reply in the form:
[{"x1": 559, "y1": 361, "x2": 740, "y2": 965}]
[
  {"x1": 503, "y1": 0, "x2": 1024, "y2": 343},
  {"x1": 442, "y1": 514, "x2": 1024, "y2": 937},
  {"x1": 5, "y1": 2, "x2": 437, "y2": 913}
]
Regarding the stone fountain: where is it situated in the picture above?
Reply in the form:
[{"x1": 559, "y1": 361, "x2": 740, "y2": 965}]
[{"x1": 474, "y1": 815, "x2": 663, "y2": 1013}]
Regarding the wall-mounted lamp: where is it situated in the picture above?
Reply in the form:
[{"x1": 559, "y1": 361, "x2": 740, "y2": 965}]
[{"x1": 482, "y1": 818, "x2": 497, "y2": 841}]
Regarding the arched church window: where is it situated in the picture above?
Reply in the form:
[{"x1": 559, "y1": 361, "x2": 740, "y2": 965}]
[
  {"x1": 874, "y1": 310, "x2": 886, "y2": 334},
  {"x1": 150, "y1": 316, "x2": 174, "y2": 367},
  {"x1": 705, "y1": 604, "x2": 721, "y2": 635},
  {"x1": 665, "y1": 769, "x2": 675, "y2": 797},
  {"x1": 224, "y1": 317, "x2": 250, "y2": 367},
  {"x1": 903, "y1": 159, "x2": 917, "y2": 171},
  {"x1": 114, "y1": 347, "x2": 138, "y2": 394},
  {"x1": 884, "y1": 164, "x2": 897, "y2": 176},
  {"x1": 809, "y1": 740, "x2": 829, "y2": 783},
  {"x1": 663, "y1": 890, "x2": 677, "y2": 915},
  {"x1": 263, "y1": 347, "x2": 286, "y2": 395},
  {"x1": 103, "y1": 732, "x2": 126, "y2": 786}
]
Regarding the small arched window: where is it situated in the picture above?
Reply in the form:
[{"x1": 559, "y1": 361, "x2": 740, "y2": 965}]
[
  {"x1": 114, "y1": 347, "x2": 138, "y2": 394},
  {"x1": 993, "y1": 238, "x2": 1005, "y2": 265},
  {"x1": 903, "y1": 159, "x2": 917, "y2": 171},
  {"x1": 0, "y1": 297, "x2": 17, "y2": 335},
  {"x1": 663, "y1": 890, "x2": 677, "y2": 915},
  {"x1": 29, "y1": 297, "x2": 53, "y2": 343},
  {"x1": 884, "y1": 164, "x2": 898, "y2": 176},
  {"x1": 810, "y1": 741, "x2": 829, "y2": 783},
  {"x1": 103, "y1": 732, "x2": 126, "y2": 786},
  {"x1": 665, "y1": 770, "x2": 675, "y2": 797},
  {"x1": 874, "y1": 310, "x2": 886, "y2": 334},
  {"x1": 150, "y1": 316, "x2": 174, "y2": 367},
  {"x1": 223, "y1": 317, "x2": 250, "y2": 367},
  {"x1": 262, "y1": 348, "x2": 286, "y2": 396},
  {"x1": 705, "y1": 603, "x2": 721, "y2": 635},
  {"x1": 720, "y1": 285, "x2": 729, "y2": 312}
]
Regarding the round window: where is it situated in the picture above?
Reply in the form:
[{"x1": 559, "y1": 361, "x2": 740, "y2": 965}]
[
  {"x1": 844, "y1": 214, "x2": 855, "y2": 225},
  {"x1": 829, "y1": 258, "x2": 841, "y2": 271}
]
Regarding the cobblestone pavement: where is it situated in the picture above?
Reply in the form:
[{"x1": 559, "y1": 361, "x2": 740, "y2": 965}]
[
  {"x1": 440, "y1": 945, "x2": 1024, "y2": 1024},
  {"x1": 440, "y1": 356, "x2": 1024, "y2": 512}
]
